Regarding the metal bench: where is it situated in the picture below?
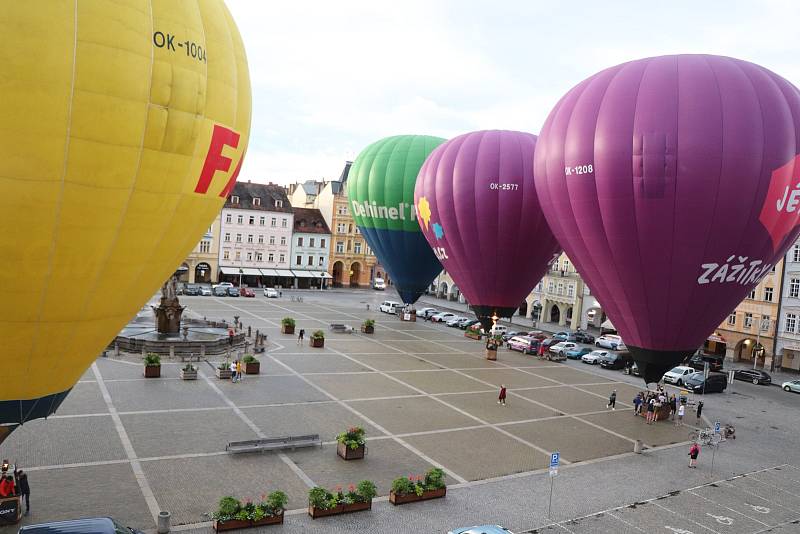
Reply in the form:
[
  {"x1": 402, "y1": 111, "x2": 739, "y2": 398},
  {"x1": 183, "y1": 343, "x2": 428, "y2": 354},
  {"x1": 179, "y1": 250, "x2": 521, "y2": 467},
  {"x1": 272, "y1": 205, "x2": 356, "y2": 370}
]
[
  {"x1": 329, "y1": 323, "x2": 354, "y2": 333},
  {"x1": 225, "y1": 434, "x2": 322, "y2": 454}
]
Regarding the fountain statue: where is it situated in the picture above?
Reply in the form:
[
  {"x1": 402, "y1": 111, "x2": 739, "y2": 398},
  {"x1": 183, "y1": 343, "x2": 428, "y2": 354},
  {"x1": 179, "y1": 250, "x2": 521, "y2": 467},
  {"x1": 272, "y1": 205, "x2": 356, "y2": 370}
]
[{"x1": 152, "y1": 270, "x2": 186, "y2": 334}]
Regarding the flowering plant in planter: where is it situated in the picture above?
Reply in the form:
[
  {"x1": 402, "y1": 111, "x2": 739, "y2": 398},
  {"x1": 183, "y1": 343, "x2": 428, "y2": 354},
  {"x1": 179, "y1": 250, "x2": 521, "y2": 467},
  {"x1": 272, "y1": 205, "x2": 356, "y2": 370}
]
[
  {"x1": 144, "y1": 353, "x2": 161, "y2": 366},
  {"x1": 311, "y1": 330, "x2": 325, "y2": 341},
  {"x1": 389, "y1": 468, "x2": 446, "y2": 505},
  {"x1": 336, "y1": 426, "x2": 365, "y2": 449},
  {"x1": 241, "y1": 354, "x2": 260, "y2": 374},
  {"x1": 281, "y1": 317, "x2": 295, "y2": 334},
  {"x1": 308, "y1": 481, "x2": 376, "y2": 510},
  {"x1": 211, "y1": 492, "x2": 287, "y2": 529}
]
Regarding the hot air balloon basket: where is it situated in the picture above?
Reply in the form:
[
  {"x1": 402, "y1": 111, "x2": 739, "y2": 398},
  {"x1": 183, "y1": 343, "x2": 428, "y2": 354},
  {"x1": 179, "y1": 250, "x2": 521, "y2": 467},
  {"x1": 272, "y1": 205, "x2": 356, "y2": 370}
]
[
  {"x1": 399, "y1": 311, "x2": 417, "y2": 322},
  {"x1": 485, "y1": 348, "x2": 498, "y2": 361}
]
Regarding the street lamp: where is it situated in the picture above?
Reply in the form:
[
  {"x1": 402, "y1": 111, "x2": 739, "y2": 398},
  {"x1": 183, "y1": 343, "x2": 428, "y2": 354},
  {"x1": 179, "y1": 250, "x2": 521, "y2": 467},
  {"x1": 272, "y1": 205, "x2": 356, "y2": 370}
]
[
  {"x1": 754, "y1": 316, "x2": 771, "y2": 370},
  {"x1": 238, "y1": 267, "x2": 243, "y2": 288}
]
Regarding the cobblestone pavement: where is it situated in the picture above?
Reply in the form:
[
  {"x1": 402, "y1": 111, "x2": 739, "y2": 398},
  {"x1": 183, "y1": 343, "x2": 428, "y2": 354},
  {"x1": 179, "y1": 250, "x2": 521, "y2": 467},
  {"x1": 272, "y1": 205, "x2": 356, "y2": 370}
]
[{"x1": 3, "y1": 289, "x2": 798, "y2": 533}]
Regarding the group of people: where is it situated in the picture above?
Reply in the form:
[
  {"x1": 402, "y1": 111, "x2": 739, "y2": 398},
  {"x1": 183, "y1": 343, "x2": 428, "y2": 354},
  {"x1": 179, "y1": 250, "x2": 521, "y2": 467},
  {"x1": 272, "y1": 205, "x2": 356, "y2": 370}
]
[
  {"x1": 631, "y1": 388, "x2": 704, "y2": 425},
  {"x1": 229, "y1": 359, "x2": 244, "y2": 383},
  {"x1": 0, "y1": 467, "x2": 30, "y2": 516}
]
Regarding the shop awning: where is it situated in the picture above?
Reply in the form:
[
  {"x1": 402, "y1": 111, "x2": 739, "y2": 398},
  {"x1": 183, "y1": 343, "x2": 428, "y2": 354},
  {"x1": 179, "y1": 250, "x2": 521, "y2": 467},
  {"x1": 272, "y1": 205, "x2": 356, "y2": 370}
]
[
  {"x1": 292, "y1": 270, "x2": 316, "y2": 278},
  {"x1": 274, "y1": 269, "x2": 295, "y2": 277},
  {"x1": 219, "y1": 266, "x2": 240, "y2": 275},
  {"x1": 317, "y1": 272, "x2": 332, "y2": 279},
  {"x1": 601, "y1": 319, "x2": 615, "y2": 330},
  {"x1": 240, "y1": 268, "x2": 262, "y2": 276},
  {"x1": 259, "y1": 268, "x2": 279, "y2": 276}
]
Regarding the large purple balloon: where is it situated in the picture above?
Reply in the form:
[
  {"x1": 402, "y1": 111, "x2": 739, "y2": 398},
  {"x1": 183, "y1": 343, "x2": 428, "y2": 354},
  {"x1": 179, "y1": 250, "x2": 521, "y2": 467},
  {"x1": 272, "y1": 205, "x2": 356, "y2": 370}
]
[
  {"x1": 415, "y1": 130, "x2": 561, "y2": 330},
  {"x1": 534, "y1": 55, "x2": 800, "y2": 383}
]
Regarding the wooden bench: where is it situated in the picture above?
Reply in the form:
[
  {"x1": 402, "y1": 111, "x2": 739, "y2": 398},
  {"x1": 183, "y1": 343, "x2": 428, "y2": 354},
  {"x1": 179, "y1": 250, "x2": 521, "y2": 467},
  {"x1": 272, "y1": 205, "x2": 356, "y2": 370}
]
[
  {"x1": 329, "y1": 323, "x2": 353, "y2": 333},
  {"x1": 225, "y1": 434, "x2": 322, "y2": 454},
  {"x1": 180, "y1": 353, "x2": 201, "y2": 362}
]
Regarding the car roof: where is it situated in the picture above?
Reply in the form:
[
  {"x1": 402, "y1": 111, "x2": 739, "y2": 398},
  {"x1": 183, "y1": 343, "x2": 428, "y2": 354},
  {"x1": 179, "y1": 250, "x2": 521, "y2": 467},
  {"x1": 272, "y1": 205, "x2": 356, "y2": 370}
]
[
  {"x1": 19, "y1": 517, "x2": 122, "y2": 533},
  {"x1": 450, "y1": 526, "x2": 511, "y2": 534}
]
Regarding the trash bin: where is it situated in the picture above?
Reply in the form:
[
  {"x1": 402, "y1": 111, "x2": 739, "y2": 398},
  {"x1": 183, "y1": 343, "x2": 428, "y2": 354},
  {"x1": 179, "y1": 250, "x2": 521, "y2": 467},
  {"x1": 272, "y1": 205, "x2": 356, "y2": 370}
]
[
  {"x1": 633, "y1": 439, "x2": 643, "y2": 454},
  {"x1": 157, "y1": 511, "x2": 171, "y2": 533}
]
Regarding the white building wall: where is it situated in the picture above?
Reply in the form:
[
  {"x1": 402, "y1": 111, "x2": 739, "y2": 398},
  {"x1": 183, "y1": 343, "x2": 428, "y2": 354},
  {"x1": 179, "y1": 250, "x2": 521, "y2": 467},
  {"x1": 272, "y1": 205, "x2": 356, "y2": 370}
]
[
  {"x1": 290, "y1": 231, "x2": 331, "y2": 272},
  {"x1": 219, "y1": 207, "x2": 294, "y2": 270}
]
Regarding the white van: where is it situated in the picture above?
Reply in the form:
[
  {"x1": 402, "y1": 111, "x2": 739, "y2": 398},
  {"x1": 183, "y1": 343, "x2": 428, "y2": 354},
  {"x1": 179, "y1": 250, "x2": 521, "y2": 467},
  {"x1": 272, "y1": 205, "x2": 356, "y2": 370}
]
[
  {"x1": 373, "y1": 277, "x2": 386, "y2": 290},
  {"x1": 482, "y1": 325, "x2": 508, "y2": 336},
  {"x1": 379, "y1": 301, "x2": 402, "y2": 313}
]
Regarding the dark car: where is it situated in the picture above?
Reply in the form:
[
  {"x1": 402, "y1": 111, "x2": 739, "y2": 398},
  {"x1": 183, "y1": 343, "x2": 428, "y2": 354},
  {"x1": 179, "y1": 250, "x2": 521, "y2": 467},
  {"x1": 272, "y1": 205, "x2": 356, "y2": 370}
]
[
  {"x1": 683, "y1": 372, "x2": 728, "y2": 393},
  {"x1": 565, "y1": 347, "x2": 591, "y2": 360},
  {"x1": 501, "y1": 331, "x2": 523, "y2": 342},
  {"x1": 460, "y1": 319, "x2": 480, "y2": 330},
  {"x1": 540, "y1": 338, "x2": 559, "y2": 352},
  {"x1": 213, "y1": 286, "x2": 228, "y2": 296},
  {"x1": 686, "y1": 354, "x2": 724, "y2": 372},
  {"x1": 19, "y1": 517, "x2": 144, "y2": 534},
  {"x1": 572, "y1": 331, "x2": 595, "y2": 344},
  {"x1": 599, "y1": 351, "x2": 632, "y2": 370},
  {"x1": 183, "y1": 285, "x2": 200, "y2": 296},
  {"x1": 732, "y1": 368, "x2": 772, "y2": 385},
  {"x1": 227, "y1": 287, "x2": 240, "y2": 297}
]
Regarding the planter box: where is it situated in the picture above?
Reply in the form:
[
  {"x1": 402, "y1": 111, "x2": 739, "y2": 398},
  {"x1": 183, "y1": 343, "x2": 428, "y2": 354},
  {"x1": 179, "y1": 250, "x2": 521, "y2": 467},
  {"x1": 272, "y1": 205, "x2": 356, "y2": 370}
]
[
  {"x1": 389, "y1": 487, "x2": 446, "y2": 505},
  {"x1": 310, "y1": 338, "x2": 324, "y2": 348},
  {"x1": 465, "y1": 331, "x2": 481, "y2": 340},
  {"x1": 180, "y1": 368, "x2": 198, "y2": 380},
  {"x1": 308, "y1": 500, "x2": 371, "y2": 519},
  {"x1": 337, "y1": 442, "x2": 365, "y2": 460},
  {"x1": 244, "y1": 361, "x2": 260, "y2": 375},
  {"x1": 485, "y1": 348, "x2": 497, "y2": 361},
  {"x1": 361, "y1": 325, "x2": 375, "y2": 334},
  {"x1": 212, "y1": 512, "x2": 284, "y2": 531},
  {"x1": 281, "y1": 324, "x2": 295, "y2": 335},
  {"x1": 144, "y1": 365, "x2": 161, "y2": 378},
  {"x1": 216, "y1": 368, "x2": 233, "y2": 379}
]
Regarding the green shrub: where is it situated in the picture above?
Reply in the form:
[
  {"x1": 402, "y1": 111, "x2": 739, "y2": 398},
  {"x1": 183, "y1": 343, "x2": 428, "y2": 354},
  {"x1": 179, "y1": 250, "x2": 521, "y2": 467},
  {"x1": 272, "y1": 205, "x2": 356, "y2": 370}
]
[
  {"x1": 356, "y1": 480, "x2": 377, "y2": 501},
  {"x1": 308, "y1": 487, "x2": 331, "y2": 509},
  {"x1": 281, "y1": 317, "x2": 296, "y2": 327},
  {"x1": 182, "y1": 363, "x2": 196, "y2": 372},
  {"x1": 144, "y1": 353, "x2": 160, "y2": 366},
  {"x1": 241, "y1": 354, "x2": 258, "y2": 363},
  {"x1": 391, "y1": 476, "x2": 414, "y2": 495},
  {"x1": 424, "y1": 467, "x2": 446, "y2": 490},
  {"x1": 363, "y1": 319, "x2": 375, "y2": 327},
  {"x1": 311, "y1": 330, "x2": 325, "y2": 340},
  {"x1": 266, "y1": 490, "x2": 288, "y2": 512},
  {"x1": 336, "y1": 426, "x2": 366, "y2": 449}
]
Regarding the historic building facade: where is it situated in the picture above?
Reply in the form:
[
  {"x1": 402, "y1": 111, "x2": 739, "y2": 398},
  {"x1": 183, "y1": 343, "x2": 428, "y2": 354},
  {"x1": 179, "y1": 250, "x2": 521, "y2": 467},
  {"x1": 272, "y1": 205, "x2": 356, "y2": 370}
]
[
  {"x1": 290, "y1": 207, "x2": 332, "y2": 289},
  {"x1": 179, "y1": 212, "x2": 221, "y2": 284},
  {"x1": 775, "y1": 240, "x2": 800, "y2": 372}
]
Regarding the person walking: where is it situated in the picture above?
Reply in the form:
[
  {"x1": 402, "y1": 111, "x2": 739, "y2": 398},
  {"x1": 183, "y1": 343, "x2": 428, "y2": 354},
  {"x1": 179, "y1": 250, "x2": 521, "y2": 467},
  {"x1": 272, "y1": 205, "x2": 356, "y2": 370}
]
[
  {"x1": 676, "y1": 403, "x2": 685, "y2": 425},
  {"x1": 696, "y1": 400, "x2": 704, "y2": 420},
  {"x1": 297, "y1": 328, "x2": 305, "y2": 346},
  {"x1": 646, "y1": 397, "x2": 656, "y2": 424},
  {"x1": 498, "y1": 384, "x2": 507, "y2": 406},
  {"x1": 236, "y1": 359, "x2": 243, "y2": 382},
  {"x1": 688, "y1": 442, "x2": 700, "y2": 468},
  {"x1": 607, "y1": 389, "x2": 617, "y2": 410},
  {"x1": 15, "y1": 469, "x2": 29, "y2": 516},
  {"x1": 669, "y1": 395, "x2": 677, "y2": 420},
  {"x1": 230, "y1": 360, "x2": 237, "y2": 383},
  {"x1": 633, "y1": 394, "x2": 642, "y2": 416}
]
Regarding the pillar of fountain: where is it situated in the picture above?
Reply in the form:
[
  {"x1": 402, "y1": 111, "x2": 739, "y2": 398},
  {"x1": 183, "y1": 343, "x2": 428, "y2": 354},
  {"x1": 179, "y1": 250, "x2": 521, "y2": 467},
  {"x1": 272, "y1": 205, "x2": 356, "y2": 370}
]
[{"x1": 152, "y1": 273, "x2": 185, "y2": 334}]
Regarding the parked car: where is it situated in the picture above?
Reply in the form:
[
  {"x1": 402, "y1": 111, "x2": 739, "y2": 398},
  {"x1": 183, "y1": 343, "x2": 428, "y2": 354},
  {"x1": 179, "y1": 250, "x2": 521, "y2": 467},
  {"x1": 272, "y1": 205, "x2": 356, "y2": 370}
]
[
  {"x1": 380, "y1": 300, "x2": 403, "y2": 313},
  {"x1": 227, "y1": 286, "x2": 240, "y2": 297},
  {"x1": 581, "y1": 350, "x2": 608, "y2": 364},
  {"x1": 595, "y1": 334, "x2": 624, "y2": 350},
  {"x1": 449, "y1": 527, "x2": 515, "y2": 534},
  {"x1": 540, "y1": 338, "x2": 559, "y2": 352},
  {"x1": 460, "y1": 319, "x2": 480, "y2": 330},
  {"x1": 782, "y1": 379, "x2": 800, "y2": 393},
  {"x1": 629, "y1": 361, "x2": 642, "y2": 377},
  {"x1": 419, "y1": 307, "x2": 437, "y2": 319},
  {"x1": 507, "y1": 336, "x2": 540, "y2": 355},
  {"x1": 527, "y1": 331, "x2": 547, "y2": 340},
  {"x1": 483, "y1": 324, "x2": 508, "y2": 336},
  {"x1": 662, "y1": 365, "x2": 696, "y2": 386},
  {"x1": 565, "y1": 347, "x2": 592, "y2": 360},
  {"x1": 431, "y1": 312, "x2": 456, "y2": 323},
  {"x1": 19, "y1": 517, "x2": 145, "y2": 534},
  {"x1": 732, "y1": 368, "x2": 772, "y2": 385},
  {"x1": 213, "y1": 286, "x2": 228, "y2": 296},
  {"x1": 572, "y1": 331, "x2": 595, "y2": 343},
  {"x1": 686, "y1": 354, "x2": 724, "y2": 372},
  {"x1": 183, "y1": 284, "x2": 200, "y2": 296},
  {"x1": 549, "y1": 342, "x2": 578, "y2": 356},
  {"x1": 683, "y1": 371, "x2": 727, "y2": 393},
  {"x1": 447, "y1": 316, "x2": 468, "y2": 327},
  {"x1": 373, "y1": 277, "x2": 386, "y2": 290},
  {"x1": 200, "y1": 286, "x2": 213, "y2": 296},
  {"x1": 264, "y1": 287, "x2": 279, "y2": 298},
  {"x1": 501, "y1": 330, "x2": 523, "y2": 342},
  {"x1": 214, "y1": 282, "x2": 234, "y2": 289},
  {"x1": 240, "y1": 287, "x2": 255, "y2": 297},
  {"x1": 599, "y1": 351, "x2": 632, "y2": 370},
  {"x1": 552, "y1": 331, "x2": 571, "y2": 342}
]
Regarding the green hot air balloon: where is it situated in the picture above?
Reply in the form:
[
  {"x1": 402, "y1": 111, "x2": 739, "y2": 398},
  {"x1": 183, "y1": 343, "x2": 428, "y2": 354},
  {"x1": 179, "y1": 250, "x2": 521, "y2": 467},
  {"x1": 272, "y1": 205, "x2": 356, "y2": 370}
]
[{"x1": 348, "y1": 135, "x2": 445, "y2": 304}]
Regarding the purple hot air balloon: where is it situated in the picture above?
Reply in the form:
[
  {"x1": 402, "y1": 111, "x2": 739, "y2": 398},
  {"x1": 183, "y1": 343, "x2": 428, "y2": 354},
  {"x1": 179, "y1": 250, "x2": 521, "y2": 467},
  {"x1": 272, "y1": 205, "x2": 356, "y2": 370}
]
[
  {"x1": 534, "y1": 54, "x2": 800, "y2": 383},
  {"x1": 415, "y1": 130, "x2": 561, "y2": 331}
]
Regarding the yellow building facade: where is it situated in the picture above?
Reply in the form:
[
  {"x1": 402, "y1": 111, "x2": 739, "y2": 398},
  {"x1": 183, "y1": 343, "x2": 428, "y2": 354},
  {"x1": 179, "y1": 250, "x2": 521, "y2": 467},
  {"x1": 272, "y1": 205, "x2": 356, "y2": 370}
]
[
  {"x1": 179, "y1": 213, "x2": 221, "y2": 284},
  {"x1": 327, "y1": 180, "x2": 376, "y2": 287}
]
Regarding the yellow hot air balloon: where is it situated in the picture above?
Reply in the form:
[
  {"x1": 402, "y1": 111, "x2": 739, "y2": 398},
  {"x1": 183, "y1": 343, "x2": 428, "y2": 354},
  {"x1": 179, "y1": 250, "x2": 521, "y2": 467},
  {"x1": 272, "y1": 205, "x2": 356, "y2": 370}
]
[{"x1": 0, "y1": 0, "x2": 251, "y2": 429}]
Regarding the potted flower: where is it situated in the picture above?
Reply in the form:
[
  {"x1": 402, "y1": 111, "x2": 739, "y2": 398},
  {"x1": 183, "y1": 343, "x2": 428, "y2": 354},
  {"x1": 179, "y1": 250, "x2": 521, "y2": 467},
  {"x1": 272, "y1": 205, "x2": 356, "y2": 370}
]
[
  {"x1": 180, "y1": 362, "x2": 197, "y2": 380},
  {"x1": 216, "y1": 358, "x2": 232, "y2": 380},
  {"x1": 211, "y1": 491, "x2": 287, "y2": 531},
  {"x1": 465, "y1": 324, "x2": 482, "y2": 340},
  {"x1": 144, "y1": 353, "x2": 161, "y2": 378},
  {"x1": 485, "y1": 335, "x2": 501, "y2": 360},
  {"x1": 389, "y1": 467, "x2": 447, "y2": 505},
  {"x1": 361, "y1": 319, "x2": 375, "y2": 334},
  {"x1": 241, "y1": 354, "x2": 260, "y2": 375},
  {"x1": 281, "y1": 317, "x2": 295, "y2": 335},
  {"x1": 310, "y1": 330, "x2": 325, "y2": 348},
  {"x1": 336, "y1": 426, "x2": 366, "y2": 460},
  {"x1": 307, "y1": 480, "x2": 376, "y2": 519}
]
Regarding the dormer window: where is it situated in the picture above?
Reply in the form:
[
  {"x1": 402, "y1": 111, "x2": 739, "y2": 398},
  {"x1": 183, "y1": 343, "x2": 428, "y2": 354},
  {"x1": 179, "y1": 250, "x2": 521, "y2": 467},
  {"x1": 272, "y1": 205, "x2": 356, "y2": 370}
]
[
  {"x1": 299, "y1": 219, "x2": 306, "y2": 227},
  {"x1": 231, "y1": 195, "x2": 239, "y2": 204},
  {"x1": 274, "y1": 199, "x2": 283, "y2": 208},
  {"x1": 252, "y1": 197, "x2": 261, "y2": 206}
]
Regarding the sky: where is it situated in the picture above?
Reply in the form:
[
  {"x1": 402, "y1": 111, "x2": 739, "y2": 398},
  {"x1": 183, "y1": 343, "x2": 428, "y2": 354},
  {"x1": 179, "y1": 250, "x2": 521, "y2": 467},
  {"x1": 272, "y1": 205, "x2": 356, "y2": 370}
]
[{"x1": 226, "y1": 0, "x2": 800, "y2": 186}]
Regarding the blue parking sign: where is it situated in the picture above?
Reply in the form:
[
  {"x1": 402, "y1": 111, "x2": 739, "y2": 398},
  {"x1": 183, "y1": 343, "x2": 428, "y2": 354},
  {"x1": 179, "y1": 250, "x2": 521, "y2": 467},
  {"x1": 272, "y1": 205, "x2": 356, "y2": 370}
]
[
  {"x1": 550, "y1": 452, "x2": 560, "y2": 468},
  {"x1": 714, "y1": 421, "x2": 721, "y2": 434}
]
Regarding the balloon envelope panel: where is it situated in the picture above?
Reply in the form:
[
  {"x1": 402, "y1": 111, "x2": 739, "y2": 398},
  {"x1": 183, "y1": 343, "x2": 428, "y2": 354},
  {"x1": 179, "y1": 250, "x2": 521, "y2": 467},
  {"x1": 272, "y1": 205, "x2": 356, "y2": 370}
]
[
  {"x1": 534, "y1": 54, "x2": 800, "y2": 381},
  {"x1": 0, "y1": 0, "x2": 251, "y2": 422},
  {"x1": 415, "y1": 130, "x2": 561, "y2": 325},
  {"x1": 348, "y1": 135, "x2": 445, "y2": 304}
]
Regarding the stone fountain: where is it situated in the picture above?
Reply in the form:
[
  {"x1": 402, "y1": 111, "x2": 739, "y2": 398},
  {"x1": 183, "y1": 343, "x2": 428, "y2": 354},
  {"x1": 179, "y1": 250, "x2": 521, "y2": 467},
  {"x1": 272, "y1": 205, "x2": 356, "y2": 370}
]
[{"x1": 152, "y1": 271, "x2": 185, "y2": 334}]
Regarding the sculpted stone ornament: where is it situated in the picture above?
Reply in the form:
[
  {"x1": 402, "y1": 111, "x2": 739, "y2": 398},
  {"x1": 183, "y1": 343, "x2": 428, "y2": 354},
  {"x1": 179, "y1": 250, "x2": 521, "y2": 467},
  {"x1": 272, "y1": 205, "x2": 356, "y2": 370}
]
[{"x1": 153, "y1": 273, "x2": 185, "y2": 334}]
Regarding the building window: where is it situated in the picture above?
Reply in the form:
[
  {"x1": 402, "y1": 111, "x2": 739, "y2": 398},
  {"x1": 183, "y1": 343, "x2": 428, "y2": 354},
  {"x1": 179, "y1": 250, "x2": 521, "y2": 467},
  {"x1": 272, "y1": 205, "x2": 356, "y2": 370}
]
[
  {"x1": 279, "y1": 254, "x2": 285, "y2": 263},
  {"x1": 786, "y1": 313, "x2": 797, "y2": 333},
  {"x1": 223, "y1": 250, "x2": 230, "y2": 260},
  {"x1": 200, "y1": 241, "x2": 210, "y2": 253},
  {"x1": 307, "y1": 256, "x2": 313, "y2": 266},
  {"x1": 791, "y1": 278, "x2": 800, "y2": 298},
  {"x1": 567, "y1": 284, "x2": 574, "y2": 297},
  {"x1": 321, "y1": 238, "x2": 326, "y2": 248},
  {"x1": 231, "y1": 195, "x2": 239, "y2": 204},
  {"x1": 225, "y1": 213, "x2": 232, "y2": 223},
  {"x1": 793, "y1": 245, "x2": 800, "y2": 262},
  {"x1": 224, "y1": 233, "x2": 230, "y2": 242},
  {"x1": 247, "y1": 234, "x2": 253, "y2": 243},
  {"x1": 336, "y1": 223, "x2": 347, "y2": 233},
  {"x1": 258, "y1": 235, "x2": 264, "y2": 244},
  {"x1": 235, "y1": 251, "x2": 241, "y2": 261},
  {"x1": 249, "y1": 216, "x2": 255, "y2": 225},
  {"x1": 760, "y1": 315, "x2": 771, "y2": 331},
  {"x1": 297, "y1": 237, "x2": 304, "y2": 247},
  {"x1": 281, "y1": 218, "x2": 288, "y2": 228},
  {"x1": 354, "y1": 242, "x2": 362, "y2": 254},
  {"x1": 256, "y1": 252, "x2": 262, "y2": 262},
  {"x1": 337, "y1": 205, "x2": 348, "y2": 215},
  {"x1": 275, "y1": 199, "x2": 283, "y2": 208},
  {"x1": 259, "y1": 216, "x2": 265, "y2": 226},
  {"x1": 296, "y1": 255, "x2": 302, "y2": 265},
  {"x1": 268, "y1": 253, "x2": 274, "y2": 262},
  {"x1": 271, "y1": 218, "x2": 276, "y2": 227},
  {"x1": 727, "y1": 312, "x2": 736, "y2": 326},
  {"x1": 548, "y1": 281, "x2": 555, "y2": 293},
  {"x1": 552, "y1": 260, "x2": 560, "y2": 271},
  {"x1": 348, "y1": 224, "x2": 352, "y2": 233},
  {"x1": 280, "y1": 236, "x2": 286, "y2": 246},
  {"x1": 557, "y1": 282, "x2": 564, "y2": 295},
  {"x1": 764, "y1": 287, "x2": 774, "y2": 302},
  {"x1": 310, "y1": 238, "x2": 315, "y2": 247},
  {"x1": 269, "y1": 235, "x2": 275, "y2": 245},
  {"x1": 253, "y1": 197, "x2": 261, "y2": 206},
  {"x1": 336, "y1": 241, "x2": 344, "y2": 253},
  {"x1": 563, "y1": 259, "x2": 571, "y2": 272},
  {"x1": 247, "y1": 252, "x2": 252, "y2": 261},
  {"x1": 236, "y1": 234, "x2": 242, "y2": 243},
  {"x1": 237, "y1": 215, "x2": 243, "y2": 224},
  {"x1": 347, "y1": 240, "x2": 352, "y2": 252},
  {"x1": 748, "y1": 289, "x2": 756, "y2": 300},
  {"x1": 744, "y1": 313, "x2": 753, "y2": 329},
  {"x1": 318, "y1": 256, "x2": 324, "y2": 266}
]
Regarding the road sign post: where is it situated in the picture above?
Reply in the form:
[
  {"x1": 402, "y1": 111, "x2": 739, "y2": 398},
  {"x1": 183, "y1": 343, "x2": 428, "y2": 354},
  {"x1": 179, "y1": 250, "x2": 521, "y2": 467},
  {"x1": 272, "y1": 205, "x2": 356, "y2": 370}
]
[
  {"x1": 710, "y1": 421, "x2": 721, "y2": 477},
  {"x1": 548, "y1": 452, "x2": 560, "y2": 518}
]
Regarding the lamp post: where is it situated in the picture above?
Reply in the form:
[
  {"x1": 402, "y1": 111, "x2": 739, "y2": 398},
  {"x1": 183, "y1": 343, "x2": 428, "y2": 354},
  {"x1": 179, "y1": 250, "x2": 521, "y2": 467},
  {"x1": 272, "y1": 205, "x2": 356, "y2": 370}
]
[
  {"x1": 753, "y1": 316, "x2": 770, "y2": 370},
  {"x1": 238, "y1": 267, "x2": 243, "y2": 288}
]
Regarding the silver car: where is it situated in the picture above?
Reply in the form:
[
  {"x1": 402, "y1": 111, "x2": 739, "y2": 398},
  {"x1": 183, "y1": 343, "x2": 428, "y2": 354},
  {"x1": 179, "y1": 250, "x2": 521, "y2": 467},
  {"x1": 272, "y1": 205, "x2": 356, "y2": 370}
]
[
  {"x1": 782, "y1": 379, "x2": 800, "y2": 393},
  {"x1": 581, "y1": 350, "x2": 608, "y2": 364}
]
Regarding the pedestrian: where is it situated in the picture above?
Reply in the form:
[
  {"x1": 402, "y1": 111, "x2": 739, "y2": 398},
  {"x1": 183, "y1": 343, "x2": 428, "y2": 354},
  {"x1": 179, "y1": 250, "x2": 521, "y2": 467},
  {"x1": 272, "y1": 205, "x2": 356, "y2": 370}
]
[
  {"x1": 696, "y1": 400, "x2": 704, "y2": 420},
  {"x1": 676, "y1": 403, "x2": 685, "y2": 425},
  {"x1": 670, "y1": 395, "x2": 677, "y2": 420},
  {"x1": 230, "y1": 360, "x2": 237, "y2": 383},
  {"x1": 688, "y1": 442, "x2": 700, "y2": 468},
  {"x1": 646, "y1": 398, "x2": 655, "y2": 424},
  {"x1": 298, "y1": 328, "x2": 305, "y2": 345},
  {"x1": 236, "y1": 359, "x2": 243, "y2": 382},
  {"x1": 15, "y1": 469, "x2": 29, "y2": 516},
  {"x1": 498, "y1": 384, "x2": 507, "y2": 406},
  {"x1": 228, "y1": 327, "x2": 234, "y2": 346},
  {"x1": 607, "y1": 389, "x2": 617, "y2": 410},
  {"x1": 633, "y1": 394, "x2": 642, "y2": 416}
]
